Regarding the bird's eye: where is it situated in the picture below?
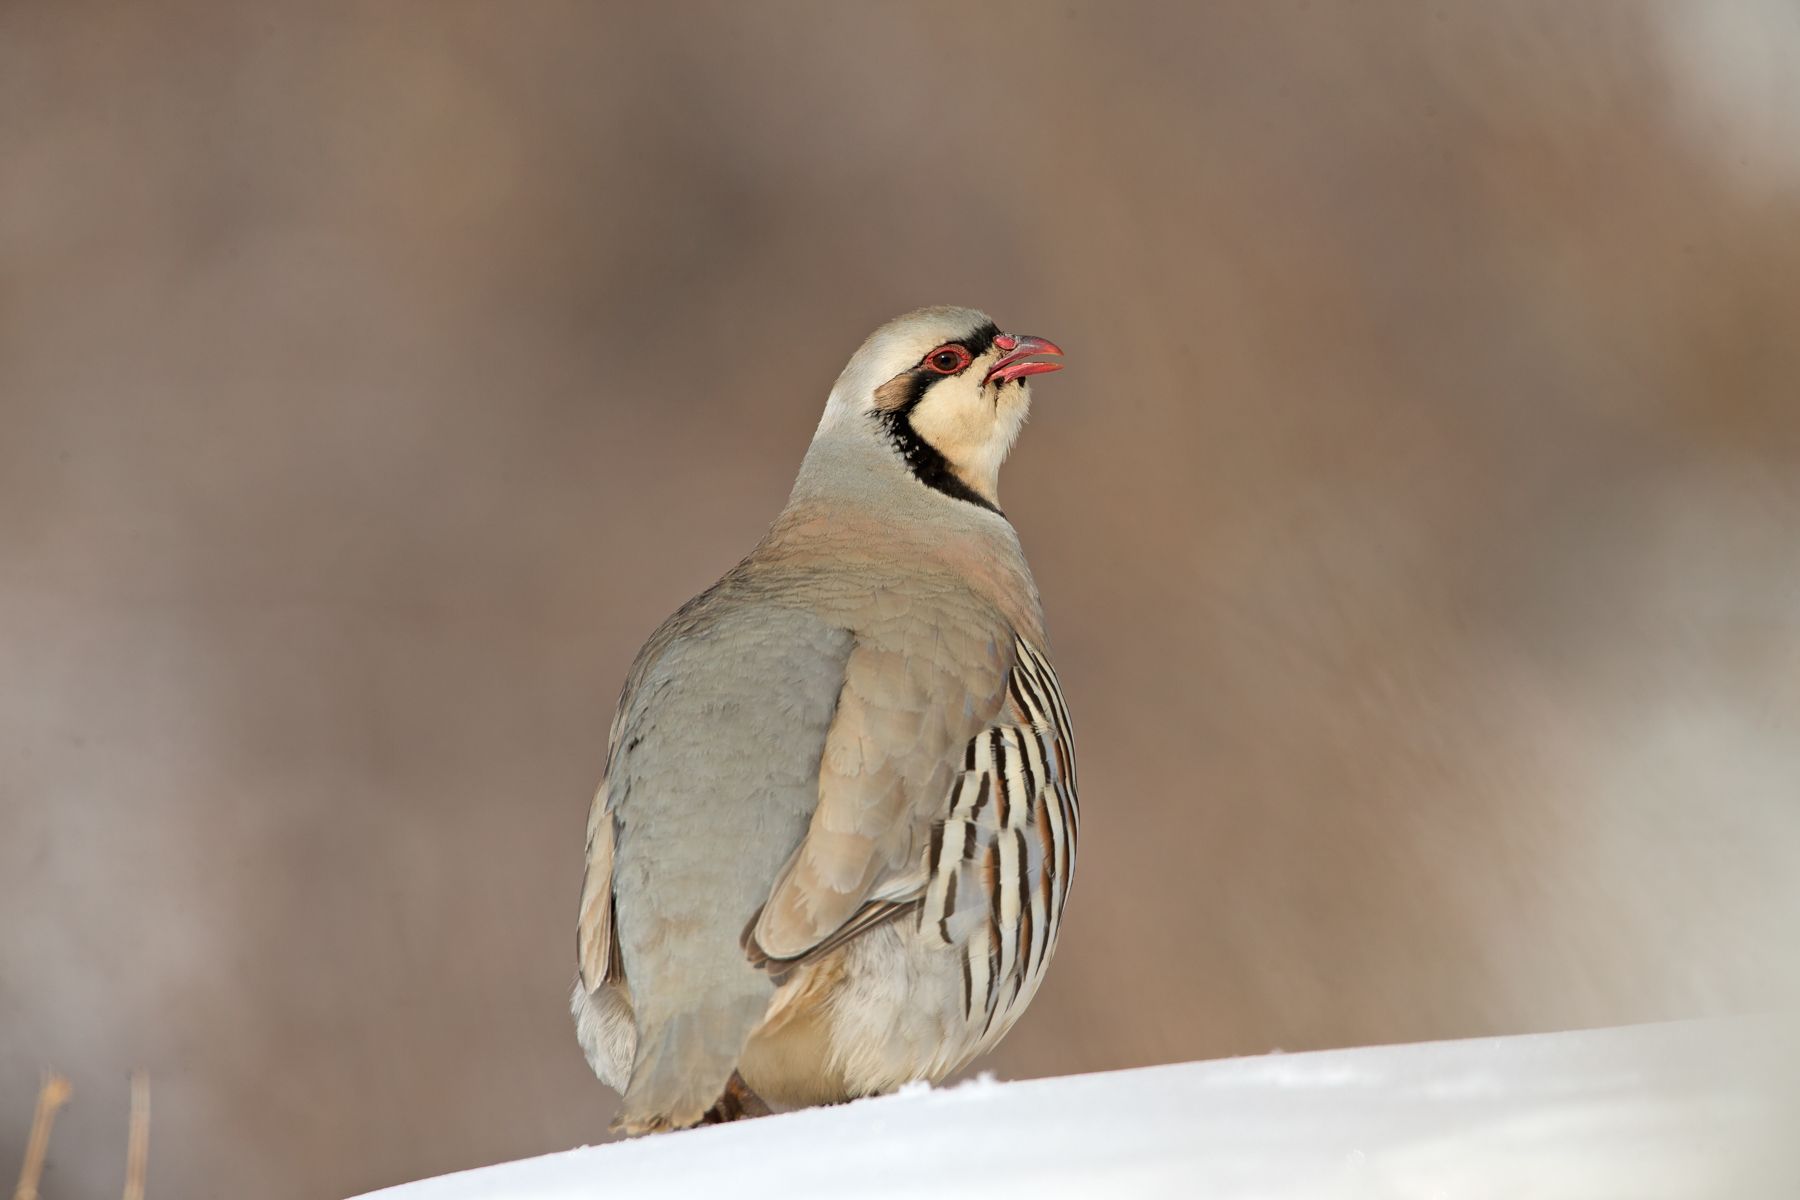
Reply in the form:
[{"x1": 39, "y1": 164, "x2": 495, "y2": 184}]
[{"x1": 924, "y1": 344, "x2": 972, "y2": 375}]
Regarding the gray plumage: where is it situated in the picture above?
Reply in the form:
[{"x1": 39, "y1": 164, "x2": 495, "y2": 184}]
[{"x1": 573, "y1": 306, "x2": 1079, "y2": 1132}]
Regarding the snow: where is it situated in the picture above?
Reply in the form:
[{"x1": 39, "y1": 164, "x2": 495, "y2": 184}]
[{"x1": 353, "y1": 1016, "x2": 1798, "y2": 1200}]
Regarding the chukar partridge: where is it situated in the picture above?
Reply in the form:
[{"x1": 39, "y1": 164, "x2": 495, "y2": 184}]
[{"x1": 573, "y1": 306, "x2": 1078, "y2": 1133}]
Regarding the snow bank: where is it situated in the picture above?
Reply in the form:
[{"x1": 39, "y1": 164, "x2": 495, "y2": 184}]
[{"x1": 354, "y1": 1017, "x2": 1797, "y2": 1199}]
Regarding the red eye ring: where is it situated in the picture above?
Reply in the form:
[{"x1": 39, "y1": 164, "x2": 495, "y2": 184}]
[{"x1": 923, "y1": 344, "x2": 972, "y2": 375}]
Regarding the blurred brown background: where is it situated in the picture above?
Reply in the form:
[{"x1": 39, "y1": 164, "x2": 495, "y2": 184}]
[{"x1": 5, "y1": 1, "x2": 1800, "y2": 1196}]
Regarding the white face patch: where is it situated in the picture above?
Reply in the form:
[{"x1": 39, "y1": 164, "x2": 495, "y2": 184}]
[{"x1": 906, "y1": 373, "x2": 1032, "y2": 505}]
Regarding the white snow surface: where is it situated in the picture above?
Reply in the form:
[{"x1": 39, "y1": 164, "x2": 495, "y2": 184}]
[{"x1": 355, "y1": 1017, "x2": 1798, "y2": 1200}]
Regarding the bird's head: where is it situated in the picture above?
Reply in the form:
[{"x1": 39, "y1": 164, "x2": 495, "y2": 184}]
[{"x1": 810, "y1": 306, "x2": 1064, "y2": 517}]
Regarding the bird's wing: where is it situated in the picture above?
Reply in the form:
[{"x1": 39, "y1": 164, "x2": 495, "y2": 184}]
[
  {"x1": 577, "y1": 586, "x2": 854, "y2": 1000},
  {"x1": 747, "y1": 629, "x2": 1078, "y2": 999},
  {"x1": 591, "y1": 588, "x2": 856, "y2": 1129}
]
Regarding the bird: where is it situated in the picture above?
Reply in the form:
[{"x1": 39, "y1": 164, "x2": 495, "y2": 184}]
[{"x1": 572, "y1": 305, "x2": 1079, "y2": 1133}]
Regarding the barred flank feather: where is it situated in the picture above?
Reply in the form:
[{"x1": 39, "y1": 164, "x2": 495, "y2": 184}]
[{"x1": 922, "y1": 634, "x2": 1078, "y2": 1049}]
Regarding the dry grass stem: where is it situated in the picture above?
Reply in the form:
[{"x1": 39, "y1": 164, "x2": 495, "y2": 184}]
[
  {"x1": 12, "y1": 1071, "x2": 72, "y2": 1200},
  {"x1": 123, "y1": 1071, "x2": 151, "y2": 1200}
]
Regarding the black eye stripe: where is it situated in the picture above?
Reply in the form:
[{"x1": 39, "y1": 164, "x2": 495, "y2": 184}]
[
  {"x1": 961, "y1": 322, "x2": 1001, "y2": 360},
  {"x1": 915, "y1": 322, "x2": 1001, "y2": 375}
]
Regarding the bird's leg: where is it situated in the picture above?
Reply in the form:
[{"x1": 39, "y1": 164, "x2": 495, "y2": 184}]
[{"x1": 699, "y1": 1071, "x2": 771, "y2": 1124}]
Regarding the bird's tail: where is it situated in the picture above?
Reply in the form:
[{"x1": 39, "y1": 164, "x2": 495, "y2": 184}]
[{"x1": 615, "y1": 1002, "x2": 760, "y2": 1133}]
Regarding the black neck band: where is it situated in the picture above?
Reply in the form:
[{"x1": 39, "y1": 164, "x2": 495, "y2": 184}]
[{"x1": 880, "y1": 409, "x2": 1003, "y2": 517}]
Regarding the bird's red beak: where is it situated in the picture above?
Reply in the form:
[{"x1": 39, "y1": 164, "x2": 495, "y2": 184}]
[{"x1": 985, "y1": 334, "x2": 1065, "y2": 385}]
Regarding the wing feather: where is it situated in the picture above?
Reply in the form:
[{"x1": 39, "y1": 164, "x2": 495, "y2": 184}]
[
  {"x1": 746, "y1": 629, "x2": 1012, "y2": 967},
  {"x1": 744, "y1": 623, "x2": 1079, "y2": 1032},
  {"x1": 577, "y1": 779, "x2": 621, "y2": 989}
]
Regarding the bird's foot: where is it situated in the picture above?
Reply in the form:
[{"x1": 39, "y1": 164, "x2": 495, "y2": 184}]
[{"x1": 699, "y1": 1071, "x2": 771, "y2": 1124}]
